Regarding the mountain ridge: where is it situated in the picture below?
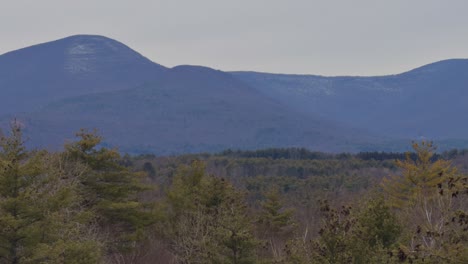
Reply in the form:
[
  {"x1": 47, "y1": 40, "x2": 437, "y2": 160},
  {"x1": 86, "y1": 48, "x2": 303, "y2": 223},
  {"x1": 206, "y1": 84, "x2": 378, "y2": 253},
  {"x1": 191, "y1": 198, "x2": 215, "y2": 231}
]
[
  {"x1": 14, "y1": 65, "x2": 374, "y2": 154},
  {"x1": 2, "y1": 35, "x2": 468, "y2": 153},
  {"x1": 0, "y1": 34, "x2": 167, "y2": 115},
  {"x1": 230, "y1": 58, "x2": 468, "y2": 78},
  {"x1": 231, "y1": 58, "x2": 468, "y2": 139}
]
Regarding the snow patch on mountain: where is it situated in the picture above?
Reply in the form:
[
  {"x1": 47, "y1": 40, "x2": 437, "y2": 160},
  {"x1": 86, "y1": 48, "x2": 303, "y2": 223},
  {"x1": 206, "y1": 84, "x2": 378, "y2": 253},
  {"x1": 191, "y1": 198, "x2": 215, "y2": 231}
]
[{"x1": 68, "y1": 44, "x2": 95, "y2": 55}]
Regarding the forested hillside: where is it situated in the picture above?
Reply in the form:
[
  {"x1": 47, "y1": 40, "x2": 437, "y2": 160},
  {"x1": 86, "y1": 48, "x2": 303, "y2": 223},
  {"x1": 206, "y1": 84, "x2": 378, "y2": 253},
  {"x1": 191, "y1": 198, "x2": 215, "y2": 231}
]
[
  {"x1": 232, "y1": 59, "x2": 468, "y2": 139},
  {"x1": 1, "y1": 125, "x2": 466, "y2": 263},
  {"x1": 0, "y1": 35, "x2": 166, "y2": 115},
  {"x1": 19, "y1": 65, "x2": 372, "y2": 154},
  {"x1": 2, "y1": 35, "x2": 468, "y2": 153}
]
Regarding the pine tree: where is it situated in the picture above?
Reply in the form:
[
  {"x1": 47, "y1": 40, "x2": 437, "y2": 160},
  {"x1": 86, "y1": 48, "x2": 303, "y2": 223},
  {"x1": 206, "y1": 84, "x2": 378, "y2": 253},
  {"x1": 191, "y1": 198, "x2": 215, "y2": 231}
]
[
  {"x1": 64, "y1": 129, "x2": 154, "y2": 252},
  {"x1": 256, "y1": 188, "x2": 295, "y2": 261},
  {"x1": 165, "y1": 161, "x2": 256, "y2": 263},
  {"x1": 0, "y1": 123, "x2": 102, "y2": 263},
  {"x1": 356, "y1": 195, "x2": 400, "y2": 249},
  {"x1": 382, "y1": 141, "x2": 468, "y2": 263},
  {"x1": 382, "y1": 141, "x2": 455, "y2": 208}
]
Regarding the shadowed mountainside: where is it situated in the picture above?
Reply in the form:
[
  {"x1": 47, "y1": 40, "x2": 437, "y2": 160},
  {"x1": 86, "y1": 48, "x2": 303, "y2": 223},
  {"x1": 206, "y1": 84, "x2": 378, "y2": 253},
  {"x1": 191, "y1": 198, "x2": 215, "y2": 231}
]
[
  {"x1": 232, "y1": 59, "x2": 468, "y2": 139},
  {"x1": 17, "y1": 65, "x2": 374, "y2": 154},
  {"x1": 1, "y1": 35, "x2": 468, "y2": 153},
  {"x1": 0, "y1": 35, "x2": 167, "y2": 115}
]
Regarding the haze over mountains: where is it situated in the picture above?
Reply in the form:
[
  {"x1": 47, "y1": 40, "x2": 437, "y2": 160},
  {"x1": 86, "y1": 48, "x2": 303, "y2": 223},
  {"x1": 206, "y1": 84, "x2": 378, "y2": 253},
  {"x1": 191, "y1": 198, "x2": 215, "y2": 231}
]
[
  {"x1": 1, "y1": 35, "x2": 467, "y2": 154},
  {"x1": 233, "y1": 59, "x2": 468, "y2": 139},
  {"x1": 0, "y1": 35, "x2": 166, "y2": 114}
]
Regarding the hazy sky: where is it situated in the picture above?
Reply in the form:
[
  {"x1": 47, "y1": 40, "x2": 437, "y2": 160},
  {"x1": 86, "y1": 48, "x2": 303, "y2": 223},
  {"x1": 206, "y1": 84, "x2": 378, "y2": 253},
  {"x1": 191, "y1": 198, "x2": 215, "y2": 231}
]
[{"x1": 1, "y1": 0, "x2": 467, "y2": 76}]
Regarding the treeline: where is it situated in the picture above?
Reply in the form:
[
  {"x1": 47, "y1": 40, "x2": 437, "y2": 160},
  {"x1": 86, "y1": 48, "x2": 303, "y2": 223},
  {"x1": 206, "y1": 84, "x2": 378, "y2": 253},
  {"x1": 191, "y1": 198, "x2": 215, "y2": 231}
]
[
  {"x1": 219, "y1": 147, "x2": 468, "y2": 161},
  {"x1": 0, "y1": 124, "x2": 154, "y2": 263},
  {"x1": 219, "y1": 148, "x2": 335, "y2": 160},
  {"x1": 219, "y1": 148, "x2": 412, "y2": 161},
  {"x1": 0, "y1": 124, "x2": 467, "y2": 263}
]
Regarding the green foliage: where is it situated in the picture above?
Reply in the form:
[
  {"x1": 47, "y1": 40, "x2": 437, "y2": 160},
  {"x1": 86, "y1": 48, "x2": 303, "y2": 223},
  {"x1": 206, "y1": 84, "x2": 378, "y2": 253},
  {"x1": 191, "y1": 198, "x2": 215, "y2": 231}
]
[
  {"x1": 143, "y1": 161, "x2": 156, "y2": 178},
  {"x1": 257, "y1": 188, "x2": 295, "y2": 236},
  {"x1": 256, "y1": 188, "x2": 296, "y2": 262},
  {"x1": 1, "y1": 124, "x2": 466, "y2": 264},
  {"x1": 314, "y1": 200, "x2": 357, "y2": 263},
  {"x1": 282, "y1": 196, "x2": 401, "y2": 264},
  {"x1": 382, "y1": 141, "x2": 456, "y2": 208},
  {"x1": 64, "y1": 129, "x2": 155, "y2": 251},
  {"x1": 164, "y1": 161, "x2": 257, "y2": 263},
  {"x1": 356, "y1": 194, "x2": 401, "y2": 249},
  {"x1": 382, "y1": 141, "x2": 468, "y2": 263},
  {"x1": 0, "y1": 124, "x2": 102, "y2": 263}
]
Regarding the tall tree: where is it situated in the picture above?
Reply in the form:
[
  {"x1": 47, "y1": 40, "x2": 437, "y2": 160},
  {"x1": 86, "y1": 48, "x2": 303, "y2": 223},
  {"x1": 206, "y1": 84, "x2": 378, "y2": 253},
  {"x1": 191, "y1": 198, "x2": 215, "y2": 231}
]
[
  {"x1": 382, "y1": 141, "x2": 455, "y2": 208},
  {"x1": 64, "y1": 129, "x2": 154, "y2": 252},
  {"x1": 256, "y1": 188, "x2": 295, "y2": 262},
  {"x1": 165, "y1": 161, "x2": 256, "y2": 264},
  {"x1": 382, "y1": 141, "x2": 468, "y2": 263},
  {"x1": 0, "y1": 123, "x2": 101, "y2": 263}
]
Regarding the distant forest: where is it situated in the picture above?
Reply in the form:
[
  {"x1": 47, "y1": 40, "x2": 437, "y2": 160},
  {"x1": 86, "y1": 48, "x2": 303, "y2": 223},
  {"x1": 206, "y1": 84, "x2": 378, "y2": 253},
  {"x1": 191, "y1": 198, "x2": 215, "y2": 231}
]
[{"x1": 0, "y1": 124, "x2": 467, "y2": 263}]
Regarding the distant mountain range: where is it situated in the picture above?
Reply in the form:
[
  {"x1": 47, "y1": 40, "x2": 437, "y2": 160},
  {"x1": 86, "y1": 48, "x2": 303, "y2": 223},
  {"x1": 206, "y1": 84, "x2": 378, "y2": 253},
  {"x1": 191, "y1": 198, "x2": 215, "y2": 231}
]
[
  {"x1": 1, "y1": 35, "x2": 467, "y2": 154},
  {"x1": 233, "y1": 59, "x2": 468, "y2": 139}
]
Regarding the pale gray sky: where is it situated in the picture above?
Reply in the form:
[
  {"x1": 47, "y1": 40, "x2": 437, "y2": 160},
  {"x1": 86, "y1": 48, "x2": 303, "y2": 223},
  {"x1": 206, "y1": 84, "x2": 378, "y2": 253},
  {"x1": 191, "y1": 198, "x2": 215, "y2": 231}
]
[{"x1": 1, "y1": 0, "x2": 467, "y2": 76}]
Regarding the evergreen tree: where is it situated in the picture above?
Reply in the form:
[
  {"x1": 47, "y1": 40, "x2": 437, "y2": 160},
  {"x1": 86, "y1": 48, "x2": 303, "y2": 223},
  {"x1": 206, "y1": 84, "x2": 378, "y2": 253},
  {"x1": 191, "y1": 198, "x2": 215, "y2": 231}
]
[
  {"x1": 355, "y1": 194, "x2": 400, "y2": 249},
  {"x1": 256, "y1": 188, "x2": 295, "y2": 261},
  {"x1": 64, "y1": 129, "x2": 154, "y2": 252},
  {"x1": 143, "y1": 161, "x2": 156, "y2": 178},
  {"x1": 382, "y1": 141, "x2": 455, "y2": 208},
  {"x1": 165, "y1": 161, "x2": 256, "y2": 263},
  {"x1": 0, "y1": 123, "x2": 101, "y2": 263},
  {"x1": 383, "y1": 141, "x2": 468, "y2": 263}
]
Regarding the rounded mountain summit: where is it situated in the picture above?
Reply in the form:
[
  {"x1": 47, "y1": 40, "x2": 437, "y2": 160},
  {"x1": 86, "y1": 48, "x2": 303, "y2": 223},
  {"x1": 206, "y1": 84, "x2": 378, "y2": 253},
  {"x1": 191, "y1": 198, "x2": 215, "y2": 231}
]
[
  {"x1": 0, "y1": 35, "x2": 167, "y2": 114},
  {"x1": 2, "y1": 35, "x2": 468, "y2": 153}
]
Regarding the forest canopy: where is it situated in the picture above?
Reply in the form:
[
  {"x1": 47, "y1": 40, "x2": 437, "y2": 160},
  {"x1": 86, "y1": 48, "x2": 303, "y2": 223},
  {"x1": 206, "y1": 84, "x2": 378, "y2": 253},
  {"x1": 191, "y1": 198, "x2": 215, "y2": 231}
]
[{"x1": 0, "y1": 124, "x2": 466, "y2": 263}]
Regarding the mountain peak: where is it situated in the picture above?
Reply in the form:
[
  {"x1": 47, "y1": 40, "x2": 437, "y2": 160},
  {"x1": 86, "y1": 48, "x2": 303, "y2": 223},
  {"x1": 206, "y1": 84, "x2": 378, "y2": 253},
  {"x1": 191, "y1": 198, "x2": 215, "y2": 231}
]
[
  {"x1": 61, "y1": 34, "x2": 115, "y2": 41},
  {"x1": 0, "y1": 34, "x2": 167, "y2": 114},
  {"x1": 404, "y1": 58, "x2": 468, "y2": 76},
  {"x1": 57, "y1": 35, "x2": 156, "y2": 74},
  {"x1": 1, "y1": 34, "x2": 163, "y2": 69},
  {"x1": 60, "y1": 34, "x2": 140, "y2": 56}
]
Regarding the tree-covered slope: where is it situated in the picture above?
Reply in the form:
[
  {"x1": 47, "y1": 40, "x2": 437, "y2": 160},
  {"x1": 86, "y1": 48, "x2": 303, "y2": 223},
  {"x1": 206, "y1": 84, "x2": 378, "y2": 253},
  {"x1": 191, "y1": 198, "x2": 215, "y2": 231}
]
[
  {"x1": 2, "y1": 35, "x2": 468, "y2": 153},
  {"x1": 16, "y1": 65, "x2": 374, "y2": 154},
  {"x1": 231, "y1": 59, "x2": 468, "y2": 139},
  {"x1": 0, "y1": 35, "x2": 166, "y2": 115}
]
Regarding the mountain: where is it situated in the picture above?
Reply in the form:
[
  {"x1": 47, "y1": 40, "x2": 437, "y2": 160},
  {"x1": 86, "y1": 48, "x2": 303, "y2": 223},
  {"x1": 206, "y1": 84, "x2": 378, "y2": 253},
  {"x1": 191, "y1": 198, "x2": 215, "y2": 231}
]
[
  {"x1": 231, "y1": 59, "x2": 468, "y2": 139},
  {"x1": 0, "y1": 35, "x2": 166, "y2": 115},
  {"x1": 2, "y1": 35, "x2": 468, "y2": 154},
  {"x1": 15, "y1": 65, "x2": 372, "y2": 154}
]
